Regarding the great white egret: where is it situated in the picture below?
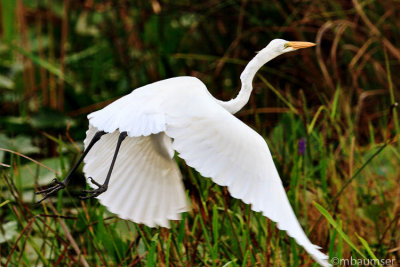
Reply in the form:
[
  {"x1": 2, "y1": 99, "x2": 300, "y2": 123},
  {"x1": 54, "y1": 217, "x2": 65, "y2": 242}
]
[{"x1": 37, "y1": 39, "x2": 331, "y2": 266}]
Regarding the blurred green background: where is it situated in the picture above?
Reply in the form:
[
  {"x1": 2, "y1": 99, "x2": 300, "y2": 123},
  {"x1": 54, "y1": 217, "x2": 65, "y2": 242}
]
[{"x1": 0, "y1": 0, "x2": 399, "y2": 266}]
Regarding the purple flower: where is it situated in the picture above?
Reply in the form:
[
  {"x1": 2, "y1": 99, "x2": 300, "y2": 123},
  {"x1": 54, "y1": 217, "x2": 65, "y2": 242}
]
[{"x1": 298, "y1": 138, "x2": 306, "y2": 155}]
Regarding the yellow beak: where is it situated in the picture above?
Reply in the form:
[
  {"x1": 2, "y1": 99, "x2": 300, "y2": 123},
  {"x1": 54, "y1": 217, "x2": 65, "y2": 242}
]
[{"x1": 286, "y1": 41, "x2": 316, "y2": 50}]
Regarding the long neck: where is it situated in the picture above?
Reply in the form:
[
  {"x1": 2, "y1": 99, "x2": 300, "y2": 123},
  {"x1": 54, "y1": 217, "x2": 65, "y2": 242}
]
[{"x1": 217, "y1": 49, "x2": 279, "y2": 114}]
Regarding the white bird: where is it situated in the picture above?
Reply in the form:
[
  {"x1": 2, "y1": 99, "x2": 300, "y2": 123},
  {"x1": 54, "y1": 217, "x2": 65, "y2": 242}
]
[{"x1": 37, "y1": 39, "x2": 331, "y2": 267}]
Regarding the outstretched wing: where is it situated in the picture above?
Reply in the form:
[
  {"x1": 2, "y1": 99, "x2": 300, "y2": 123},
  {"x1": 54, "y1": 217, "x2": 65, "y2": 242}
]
[{"x1": 163, "y1": 87, "x2": 330, "y2": 267}]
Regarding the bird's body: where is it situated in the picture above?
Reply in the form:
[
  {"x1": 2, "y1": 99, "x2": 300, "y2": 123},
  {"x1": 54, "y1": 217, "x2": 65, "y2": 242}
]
[{"x1": 38, "y1": 39, "x2": 331, "y2": 266}]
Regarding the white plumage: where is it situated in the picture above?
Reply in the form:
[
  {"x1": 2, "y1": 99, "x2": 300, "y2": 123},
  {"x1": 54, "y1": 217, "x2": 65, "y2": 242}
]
[
  {"x1": 84, "y1": 74, "x2": 330, "y2": 266},
  {"x1": 40, "y1": 39, "x2": 331, "y2": 266},
  {"x1": 83, "y1": 127, "x2": 188, "y2": 228}
]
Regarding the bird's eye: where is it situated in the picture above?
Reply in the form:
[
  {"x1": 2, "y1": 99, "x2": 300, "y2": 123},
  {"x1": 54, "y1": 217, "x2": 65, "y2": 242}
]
[{"x1": 283, "y1": 43, "x2": 290, "y2": 49}]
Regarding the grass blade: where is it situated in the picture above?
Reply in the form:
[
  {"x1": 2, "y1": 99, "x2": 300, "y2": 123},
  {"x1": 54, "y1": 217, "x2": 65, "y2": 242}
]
[
  {"x1": 258, "y1": 75, "x2": 299, "y2": 114},
  {"x1": 2, "y1": 40, "x2": 78, "y2": 88},
  {"x1": 356, "y1": 234, "x2": 382, "y2": 267},
  {"x1": 330, "y1": 86, "x2": 340, "y2": 121},
  {"x1": 307, "y1": 105, "x2": 327, "y2": 134},
  {"x1": 313, "y1": 202, "x2": 366, "y2": 259},
  {"x1": 146, "y1": 233, "x2": 159, "y2": 267},
  {"x1": 0, "y1": 199, "x2": 10, "y2": 208},
  {"x1": 1, "y1": 0, "x2": 16, "y2": 42}
]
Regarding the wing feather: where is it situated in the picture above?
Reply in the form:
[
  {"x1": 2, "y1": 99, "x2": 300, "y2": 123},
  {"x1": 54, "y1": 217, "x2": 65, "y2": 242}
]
[
  {"x1": 163, "y1": 90, "x2": 330, "y2": 267},
  {"x1": 83, "y1": 126, "x2": 189, "y2": 228}
]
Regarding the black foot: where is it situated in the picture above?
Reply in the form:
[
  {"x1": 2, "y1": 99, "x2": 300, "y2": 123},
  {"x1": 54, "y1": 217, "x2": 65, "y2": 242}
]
[
  {"x1": 36, "y1": 178, "x2": 66, "y2": 203},
  {"x1": 79, "y1": 177, "x2": 108, "y2": 199}
]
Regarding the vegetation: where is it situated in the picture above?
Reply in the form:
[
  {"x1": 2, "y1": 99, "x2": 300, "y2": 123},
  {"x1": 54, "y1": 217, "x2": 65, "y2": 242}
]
[{"x1": 1, "y1": 0, "x2": 399, "y2": 266}]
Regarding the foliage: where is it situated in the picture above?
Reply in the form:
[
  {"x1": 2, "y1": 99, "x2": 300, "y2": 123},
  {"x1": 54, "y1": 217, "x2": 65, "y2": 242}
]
[{"x1": 1, "y1": 0, "x2": 399, "y2": 266}]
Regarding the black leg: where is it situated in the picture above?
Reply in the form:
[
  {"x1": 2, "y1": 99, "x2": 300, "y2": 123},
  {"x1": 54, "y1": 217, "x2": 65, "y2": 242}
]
[
  {"x1": 36, "y1": 130, "x2": 106, "y2": 203},
  {"x1": 80, "y1": 131, "x2": 128, "y2": 199}
]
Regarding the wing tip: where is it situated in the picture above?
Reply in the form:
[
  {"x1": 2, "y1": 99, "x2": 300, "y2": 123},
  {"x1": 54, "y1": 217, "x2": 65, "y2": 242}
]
[
  {"x1": 312, "y1": 255, "x2": 332, "y2": 267},
  {"x1": 274, "y1": 216, "x2": 331, "y2": 267},
  {"x1": 223, "y1": 180, "x2": 331, "y2": 267}
]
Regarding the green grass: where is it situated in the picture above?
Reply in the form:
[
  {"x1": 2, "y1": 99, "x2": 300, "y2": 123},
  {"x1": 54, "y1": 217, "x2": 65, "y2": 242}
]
[{"x1": 1, "y1": 1, "x2": 399, "y2": 266}]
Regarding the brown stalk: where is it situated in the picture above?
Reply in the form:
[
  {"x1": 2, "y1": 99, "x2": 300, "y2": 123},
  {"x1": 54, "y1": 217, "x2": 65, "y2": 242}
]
[
  {"x1": 349, "y1": 38, "x2": 374, "y2": 69},
  {"x1": 17, "y1": 0, "x2": 37, "y2": 111},
  {"x1": 58, "y1": 0, "x2": 70, "y2": 111},
  {"x1": 353, "y1": 0, "x2": 400, "y2": 61},
  {"x1": 67, "y1": 96, "x2": 120, "y2": 117},
  {"x1": 214, "y1": 0, "x2": 247, "y2": 76},
  {"x1": 354, "y1": 90, "x2": 388, "y2": 140},
  {"x1": 5, "y1": 217, "x2": 35, "y2": 266},
  {"x1": 330, "y1": 21, "x2": 353, "y2": 81},
  {"x1": 316, "y1": 21, "x2": 335, "y2": 91},
  {"x1": 150, "y1": 0, "x2": 161, "y2": 14},
  {"x1": 47, "y1": 202, "x2": 90, "y2": 267},
  {"x1": 47, "y1": 0, "x2": 57, "y2": 110},
  {"x1": 0, "y1": 148, "x2": 59, "y2": 174},
  {"x1": 66, "y1": 122, "x2": 82, "y2": 153},
  {"x1": 36, "y1": 11, "x2": 49, "y2": 107}
]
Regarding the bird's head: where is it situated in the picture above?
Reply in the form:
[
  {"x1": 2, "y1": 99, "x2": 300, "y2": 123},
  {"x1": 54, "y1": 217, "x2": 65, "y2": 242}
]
[
  {"x1": 239, "y1": 38, "x2": 316, "y2": 95},
  {"x1": 257, "y1": 39, "x2": 316, "y2": 59}
]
